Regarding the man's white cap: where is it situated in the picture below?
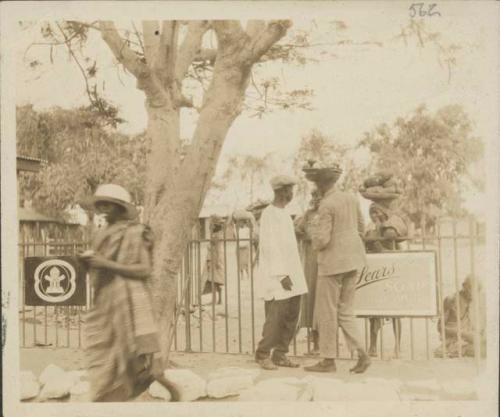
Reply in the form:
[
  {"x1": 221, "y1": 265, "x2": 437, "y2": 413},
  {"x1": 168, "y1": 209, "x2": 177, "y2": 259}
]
[{"x1": 270, "y1": 175, "x2": 297, "y2": 190}]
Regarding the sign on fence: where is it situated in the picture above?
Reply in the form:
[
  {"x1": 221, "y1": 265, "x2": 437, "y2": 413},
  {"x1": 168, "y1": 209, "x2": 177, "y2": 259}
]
[
  {"x1": 354, "y1": 251, "x2": 438, "y2": 317},
  {"x1": 24, "y1": 256, "x2": 87, "y2": 306}
]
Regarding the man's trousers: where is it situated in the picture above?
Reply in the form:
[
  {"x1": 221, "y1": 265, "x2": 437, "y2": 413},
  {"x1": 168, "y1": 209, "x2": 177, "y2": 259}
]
[
  {"x1": 255, "y1": 295, "x2": 301, "y2": 360},
  {"x1": 315, "y1": 270, "x2": 364, "y2": 358}
]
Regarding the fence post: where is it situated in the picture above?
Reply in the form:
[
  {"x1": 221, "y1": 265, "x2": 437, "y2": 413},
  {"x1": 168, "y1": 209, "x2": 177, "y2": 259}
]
[
  {"x1": 469, "y1": 217, "x2": 481, "y2": 371},
  {"x1": 451, "y1": 221, "x2": 463, "y2": 358},
  {"x1": 184, "y1": 243, "x2": 192, "y2": 353},
  {"x1": 436, "y1": 220, "x2": 447, "y2": 359}
]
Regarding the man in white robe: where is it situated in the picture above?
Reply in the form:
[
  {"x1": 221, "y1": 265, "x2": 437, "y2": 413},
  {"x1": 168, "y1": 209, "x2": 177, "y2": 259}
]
[{"x1": 255, "y1": 175, "x2": 308, "y2": 370}]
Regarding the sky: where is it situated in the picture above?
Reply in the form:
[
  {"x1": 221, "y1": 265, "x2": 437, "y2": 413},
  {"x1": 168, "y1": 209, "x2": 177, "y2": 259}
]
[{"x1": 14, "y1": 8, "x2": 499, "y2": 217}]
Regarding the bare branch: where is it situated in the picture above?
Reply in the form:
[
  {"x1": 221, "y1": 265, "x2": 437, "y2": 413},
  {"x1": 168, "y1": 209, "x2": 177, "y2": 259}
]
[
  {"x1": 54, "y1": 23, "x2": 94, "y2": 104},
  {"x1": 160, "y1": 21, "x2": 178, "y2": 82},
  {"x1": 250, "y1": 20, "x2": 292, "y2": 62},
  {"x1": 174, "y1": 21, "x2": 211, "y2": 83},
  {"x1": 142, "y1": 21, "x2": 160, "y2": 68},
  {"x1": 99, "y1": 21, "x2": 148, "y2": 79}
]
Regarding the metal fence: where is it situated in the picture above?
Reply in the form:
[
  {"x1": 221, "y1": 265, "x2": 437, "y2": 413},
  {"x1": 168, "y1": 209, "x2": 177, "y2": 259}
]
[
  {"x1": 172, "y1": 216, "x2": 486, "y2": 363},
  {"x1": 19, "y1": 216, "x2": 486, "y2": 364},
  {"x1": 18, "y1": 221, "x2": 90, "y2": 349}
]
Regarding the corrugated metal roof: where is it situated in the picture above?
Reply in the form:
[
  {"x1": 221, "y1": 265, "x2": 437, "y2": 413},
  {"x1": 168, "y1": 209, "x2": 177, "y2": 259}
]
[
  {"x1": 18, "y1": 207, "x2": 59, "y2": 223},
  {"x1": 17, "y1": 155, "x2": 46, "y2": 163}
]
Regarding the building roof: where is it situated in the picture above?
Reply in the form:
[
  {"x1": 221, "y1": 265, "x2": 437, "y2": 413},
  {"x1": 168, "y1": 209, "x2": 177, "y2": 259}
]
[
  {"x1": 18, "y1": 207, "x2": 59, "y2": 223},
  {"x1": 17, "y1": 155, "x2": 45, "y2": 163},
  {"x1": 16, "y1": 155, "x2": 46, "y2": 173}
]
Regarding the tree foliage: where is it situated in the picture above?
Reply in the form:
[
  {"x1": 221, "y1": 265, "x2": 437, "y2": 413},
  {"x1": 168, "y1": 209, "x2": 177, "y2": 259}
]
[
  {"x1": 359, "y1": 105, "x2": 484, "y2": 227},
  {"x1": 17, "y1": 105, "x2": 148, "y2": 219},
  {"x1": 292, "y1": 129, "x2": 367, "y2": 208}
]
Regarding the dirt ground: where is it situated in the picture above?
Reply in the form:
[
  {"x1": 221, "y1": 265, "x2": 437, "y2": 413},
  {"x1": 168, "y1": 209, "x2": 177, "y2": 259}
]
[{"x1": 20, "y1": 347, "x2": 483, "y2": 402}]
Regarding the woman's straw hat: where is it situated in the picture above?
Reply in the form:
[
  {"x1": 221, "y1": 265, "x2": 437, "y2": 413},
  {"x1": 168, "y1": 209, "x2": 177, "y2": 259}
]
[{"x1": 90, "y1": 184, "x2": 138, "y2": 220}]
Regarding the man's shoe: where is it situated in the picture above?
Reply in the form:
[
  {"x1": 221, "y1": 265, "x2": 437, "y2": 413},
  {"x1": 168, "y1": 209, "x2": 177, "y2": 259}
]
[
  {"x1": 349, "y1": 355, "x2": 371, "y2": 374},
  {"x1": 272, "y1": 355, "x2": 300, "y2": 368},
  {"x1": 256, "y1": 357, "x2": 278, "y2": 370},
  {"x1": 304, "y1": 359, "x2": 336, "y2": 373}
]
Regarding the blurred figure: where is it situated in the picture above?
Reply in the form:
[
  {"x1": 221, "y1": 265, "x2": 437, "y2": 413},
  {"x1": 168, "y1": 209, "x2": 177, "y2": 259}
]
[
  {"x1": 294, "y1": 188, "x2": 322, "y2": 355},
  {"x1": 364, "y1": 202, "x2": 408, "y2": 357},
  {"x1": 434, "y1": 275, "x2": 486, "y2": 358},
  {"x1": 81, "y1": 184, "x2": 178, "y2": 402},
  {"x1": 232, "y1": 210, "x2": 257, "y2": 281},
  {"x1": 255, "y1": 175, "x2": 308, "y2": 370},
  {"x1": 246, "y1": 199, "x2": 271, "y2": 268},
  {"x1": 201, "y1": 215, "x2": 226, "y2": 305}
]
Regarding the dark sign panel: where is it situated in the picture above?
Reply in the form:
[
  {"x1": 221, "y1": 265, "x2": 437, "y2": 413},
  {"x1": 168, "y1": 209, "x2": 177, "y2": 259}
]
[{"x1": 24, "y1": 256, "x2": 87, "y2": 306}]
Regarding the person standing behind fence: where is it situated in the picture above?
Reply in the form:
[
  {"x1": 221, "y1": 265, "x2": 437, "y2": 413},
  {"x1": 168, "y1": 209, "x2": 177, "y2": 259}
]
[
  {"x1": 232, "y1": 210, "x2": 257, "y2": 281},
  {"x1": 434, "y1": 274, "x2": 486, "y2": 358},
  {"x1": 294, "y1": 188, "x2": 322, "y2": 355},
  {"x1": 304, "y1": 164, "x2": 371, "y2": 374},
  {"x1": 255, "y1": 175, "x2": 308, "y2": 370},
  {"x1": 80, "y1": 184, "x2": 179, "y2": 402},
  {"x1": 364, "y1": 202, "x2": 408, "y2": 357},
  {"x1": 201, "y1": 215, "x2": 226, "y2": 305}
]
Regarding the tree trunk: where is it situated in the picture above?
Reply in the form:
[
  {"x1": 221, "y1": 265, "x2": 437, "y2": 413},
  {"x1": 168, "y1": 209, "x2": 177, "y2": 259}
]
[
  {"x1": 149, "y1": 62, "x2": 250, "y2": 363},
  {"x1": 143, "y1": 104, "x2": 180, "y2": 219}
]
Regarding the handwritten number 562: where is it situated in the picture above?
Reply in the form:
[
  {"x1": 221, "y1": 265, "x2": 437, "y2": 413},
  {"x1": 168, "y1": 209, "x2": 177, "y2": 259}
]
[{"x1": 409, "y1": 3, "x2": 442, "y2": 18}]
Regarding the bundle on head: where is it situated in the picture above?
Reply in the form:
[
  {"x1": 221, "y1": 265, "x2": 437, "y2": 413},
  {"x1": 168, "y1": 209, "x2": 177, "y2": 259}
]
[
  {"x1": 302, "y1": 160, "x2": 343, "y2": 184},
  {"x1": 359, "y1": 171, "x2": 401, "y2": 204}
]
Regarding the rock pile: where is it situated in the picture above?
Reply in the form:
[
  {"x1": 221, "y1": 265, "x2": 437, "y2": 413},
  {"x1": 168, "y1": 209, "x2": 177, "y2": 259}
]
[
  {"x1": 21, "y1": 364, "x2": 89, "y2": 402},
  {"x1": 21, "y1": 364, "x2": 478, "y2": 402}
]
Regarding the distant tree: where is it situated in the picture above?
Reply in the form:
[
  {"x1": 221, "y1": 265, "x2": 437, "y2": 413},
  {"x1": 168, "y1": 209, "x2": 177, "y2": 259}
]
[
  {"x1": 219, "y1": 153, "x2": 274, "y2": 205},
  {"x1": 292, "y1": 129, "x2": 366, "y2": 209},
  {"x1": 359, "y1": 104, "x2": 484, "y2": 230},
  {"x1": 16, "y1": 105, "x2": 148, "y2": 219}
]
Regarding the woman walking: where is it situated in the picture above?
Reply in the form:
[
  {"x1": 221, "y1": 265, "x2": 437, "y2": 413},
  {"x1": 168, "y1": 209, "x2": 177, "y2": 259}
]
[{"x1": 80, "y1": 184, "x2": 178, "y2": 402}]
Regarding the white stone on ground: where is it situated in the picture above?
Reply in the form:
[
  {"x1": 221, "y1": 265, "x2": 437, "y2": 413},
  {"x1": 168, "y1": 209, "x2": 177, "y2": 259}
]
[
  {"x1": 163, "y1": 369, "x2": 207, "y2": 401},
  {"x1": 39, "y1": 373, "x2": 74, "y2": 400},
  {"x1": 239, "y1": 377, "x2": 311, "y2": 402},
  {"x1": 441, "y1": 378, "x2": 477, "y2": 400},
  {"x1": 206, "y1": 367, "x2": 260, "y2": 399},
  {"x1": 20, "y1": 371, "x2": 40, "y2": 400},
  {"x1": 66, "y1": 370, "x2": 87, "y2": 385},
  {"x1": 70, "y1": 381, "x2": 90, "y2": 396},
  {"x1": 38, "y1": 364, "x2": 66, "y2": 386},
  {"x1": 312, "y1": 378, "x2": 400, "y2": 401},
  {"x1": 399, "y1": 378, "x2": 443, "y2": 401},
  {"x1": 148, "y1": 381, "x2": 172, "y2": 401}
]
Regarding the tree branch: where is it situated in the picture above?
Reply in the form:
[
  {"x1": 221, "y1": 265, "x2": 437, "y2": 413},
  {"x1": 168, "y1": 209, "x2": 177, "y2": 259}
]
[
  {"x1": 212, "y1": 20, "x2": 247, "y2": 48},
  {"x1": 99, "y1": 21, "x2": 148, "y2": 79},
  {"x1": 160, "y1": 21, "x2": 178, "y2": 84},
  {"x1": 174, "y1": 21, "x2": 211, "y2": 83},
  {"x1": 246, "y1": 20, "x2": 265, "y2": 38},
  {"x1": 142, "y1": 21, "x2": 160, "y2": 67},
  {"x1": 250, "y1": 20, "x2": 292, "y2": 62}
]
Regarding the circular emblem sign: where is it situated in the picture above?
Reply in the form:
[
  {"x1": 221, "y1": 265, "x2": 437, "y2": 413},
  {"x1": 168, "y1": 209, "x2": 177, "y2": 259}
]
[{"x1": 33, "y1": 259, "x2": 77, "y2": 303}]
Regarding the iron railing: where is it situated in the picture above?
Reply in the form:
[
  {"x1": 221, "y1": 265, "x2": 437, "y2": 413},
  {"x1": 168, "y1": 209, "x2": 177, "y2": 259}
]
[{"x1": 18, "y1": 217, "x2": 486, "y2": 365}]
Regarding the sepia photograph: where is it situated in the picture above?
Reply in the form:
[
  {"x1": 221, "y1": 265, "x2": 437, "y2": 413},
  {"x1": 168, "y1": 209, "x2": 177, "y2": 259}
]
[{"x1": 1, "y1": 1, "x2": 499, "y2": 416}]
